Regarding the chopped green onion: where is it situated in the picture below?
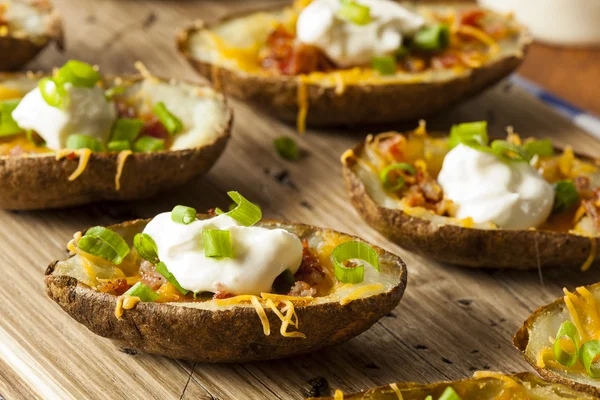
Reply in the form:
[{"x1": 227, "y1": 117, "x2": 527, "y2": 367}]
[
  {"x1": 448, "y1": 121, "x2": 488, "y2": 149},
  {"x1": 133, "y1": 136, "x2": 165, "y2": 152},
  {"x1": 379, "y1": 163, "x2": 416, "y2": 192},
  {"x1": 331, "y1": 241, "x2": 379, "y2": 284},
  {"x1": 338, "y1": 0, "x2": 371, "y2": 25},
  {"x1": 111, "y1": 118, "x2": 143, "y2": 143},
  {"x1": 439, "y1": 386, "x2": 462, "y2": 400},
  {"x1": 273, "y1": 269, "x2": 295, "y2": 294},
  {"x1": 156, "y1": 262, "x2": 188, "y2": 295},
  {"x1": 273, "y1": 137, "x2": 299, "y2": 161},
  {"x1": 490, "y1": 140, "x2": 531, "y2": 162},
  {"x1": 394, "y1": 46, "x2": 409, "y2": 59},
  {"x1": 123, "y1": 281, "x2": 159, "y2": 302},
  {"x1": 0, "y1": 100, "x2": 22, "y2": 136},
  {"x1": 424, "y1": 397, "x2": 433, "y2": 400},
  {"x1": 171, "y1": 205, "x2": 197, "y2": 225},
  {"x1": 55, "y1": 60, "x2": 100, "y2": 88},
  {"x1": 218, "y1": 191, "x2": 262, "y2": 226},
  {"x1": 203, "y1": 229, "x2": 234, "y2": 258},
  {"x1": 133, "y1": 233, "x2": 159, "y2": 264},
  {"x1": 552, "y1": 180, "x2": 580, "y2": 213},
  {"x1": 553, "y1": 321, "x2": 580, "y2": 367},
  {"x1": 107, "y1": 140, "x2": 131, "y2": 152},
  {"x1": 38, "y1": 77, "x2": 64, "y2": 108},
  {"x1": 372, "y1": 56, "x2": 396, "y2": 76},
  {"x1": 524, "y1": 139, "x2": 554, "y2": 157},
  {"x1": 104, "y1": 86, "x2": 125, "y2": 100},
  {"x1": 77, "y1": 226, "x2": 130, "y2": 265},
  {"x1": 153, "y1": 102, "x2": 183, "y2": 136},
  {"x1": 580, "y1": 340, "x2": 600, "y2": 378},
  {"x1": 66, "y1": 134, "x2": 105, "y2": 152},
  {"x1": 412, "y1": 24, "x2": 450, "y2": 52}
]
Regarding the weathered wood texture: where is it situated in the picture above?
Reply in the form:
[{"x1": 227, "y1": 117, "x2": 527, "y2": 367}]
[{"x1": 1, "y1": 1, "x2": 600, "y2": 399}]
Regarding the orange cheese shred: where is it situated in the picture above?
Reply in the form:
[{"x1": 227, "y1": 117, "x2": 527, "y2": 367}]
[
  {"x1": 56, "y1": 148, "x2": 92, "y2": 181},
  {"x1": 334, "y1": 389, "x2": 344, "y2": 400},
  {"x1": 114, "y1": 295, "x2": 140, "y2": 319},
  {"x1": 296, "y1": 77, "x2": 309, "y2": 134},
  {"x1": 581, "y1": 238, "x2": 597, "y2": 272},
  {"x1": 389, "y1": 383, "x2": 403, "y2": 399},
  {"x1": 214, "y1": 295, "x2": 271, "y2": 336},
  {"x1": 340, "y1": 283, "x2": 384, "y2": 306},
  {"x1": 563, "y1": 288, "x2": 587, "y2": 342},
  {"x1": 115, "y1": 150, "x2": 132, "y2": 190}
]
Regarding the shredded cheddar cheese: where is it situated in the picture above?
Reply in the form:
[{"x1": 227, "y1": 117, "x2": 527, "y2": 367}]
[
  {"x1": 0, "y1": 85, "x2": 22, "y2": 100},
  {"x1": 260, "y1": 292, "x2": 313, "y2": 303},
  {"x1": 389, "y1": 383, "x2": 403, "y2": 399},
  {"x1": 115, "y1": 295, "x2": 141, "y2": 319},
  {"x1": 457, "y1": 25, "x2": 500, "y2": 56},
  {"x1": 265, "y1": 299, "x2": 306, "y2": 338},
  {"x1": 563, "y1": 288, "x2": 587, "y2": 342},
  {"x1": 56, "y1": 148, "x2": 92, "y2": 181},
  {"x1": 581, "y1": 238, "x2": 598, "y2": 272},
  {"x1": 472, "y1": 371, "x2": 519, "y2": 389},
  {"x1": 250, "y1": 296, "x2": 270, "y2": 335},
  {"x1": 296, "y1": 78, "x2": 309, "y2": 133},
  {"x1": 340, "y1": 283, "x2": 384, "y2": 306},
  {"x1": 536, "y1": 347, "x2": 553, "y2": 368},
  {"x1": 115, "y1": 150, "x2": 132, "y2": 190},
  {"x1": 334, "y1": 389, "x2": 344, "y2": 400}
]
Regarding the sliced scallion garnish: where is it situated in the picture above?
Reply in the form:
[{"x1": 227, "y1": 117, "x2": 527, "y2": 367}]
[
  {"x1": 38, "y1": 77, "x2": 64, "y2": 108},
  {"x1": 203, "y1": 229, "x2": 234, "y2": 258},
  {"x1": 104, "y1": 86, "x2": 125, "y2": 100},
  {"x1": 553, "y1": 321, "x2": 580, "y2": 367},
  {"x1": 111, "y1": 118, "x2": 143, "y2": 143},
  {"x1": 133, "y1": 233, "x2": 159, "y2": 264},
  {"x1": 379, "y1": 163, "x2": 416, "y2": 192},
  {"x1": 171, "y1": 205, "x2": 197, "y2": 225},
  {"x1": 580, "y1": 340, "x2": 600, "y2": 378},
  {"x1": 0, "y1": 100, "x2": 22, "y2": 136},
  {"x1": 55, "y1": 60, "x2": 101, "y2": 88},
  {"x1": 107, "y1": 140, "x2": 131, "y2": 152},
  {"x1": 331, "y1": 241, "x2": 379, "y2": 284},
  {"x1": 153, "y1": 102, "x2": 183, "y2": 136},
  {"x1": 524, "y1": 139, "x2": 554, "y2": 157},
  {"x1": 66, "y1": 134, "x2": 105, "y2": 152},
  {"x1": 133, "y1": 136, "x2": 165, "y2": 152},
  {"x1": 156, "y1": 261, "x2": 188, "y2": 295},
  {"x1": 338, "y1": 0, "x2": 371, "y2": 25},
  {"x1": 448, "y1": 121, "x2": 488, "y2": 149},
  {"x1": 123, "y1": 281, "x2": 159, "y2": 302},
  {"x1": 412, "y1": 24, "x2": 450, "y2": 52},
  {"x1": 77, "y1": 226, "x2": 130, "y2": 265},
  {"x1": 273, "y1": 137, "x2": 299, "y2": 161},
  {"x1": 439, "y1": 386, "x2": 462, "y2": 400},
  {"x1": 490, "y1": 140, "x2": 531, "y2": 162},
  {"x1": 552, "y1": 180, "x2": 579, "y2": 213},
  {"x1": 372, "y1": 56, "x2": 396, "y2": 76},
  {"x1": 273, "y1": 269, "x2": 296, "y2": 294},
  {"x1": 217, "y1": 191, "x2": 262, "y2": 226}
]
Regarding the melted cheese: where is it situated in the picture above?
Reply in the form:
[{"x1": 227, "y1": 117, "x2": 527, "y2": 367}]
[
  {"x1": 536, "y1": 347, "x2": 553, "y2": 368},
  {"x1": 340, "y1": 283, "x2": 384, "y2": 306},
  {"x1": 389, "y1": 383, "x2": 403, "y2": 399},
  {"x1": 471, "y1": 371, "x2": 519, "y2": 389},
  {"x1": 0, "y1": 85, "x2": 22, "y2": 100},
  {"x1": 114, "y1": 295, "x2": 140, "y2": 319},
  {"x1": 56, "y1": 148, "x2": 92, "y2": 181},
  {"x1": 296, "y1": 78, "x2": 309, "y2": 133},
  {"x1": 334, "y1": 390, "x2": 344, "y2": 400},
  {"x1": 260, "y1": 292, "x2": 313, "y2": 303},
  {"x1": 457, "y1": 25, "x2": 500, "y2": 56},
  {"x1": 114, "y1": 150, "x2": 132, "y2": 191}
]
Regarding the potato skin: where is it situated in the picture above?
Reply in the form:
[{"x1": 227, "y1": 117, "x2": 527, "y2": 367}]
[
  {"x1": 342, "y1": 143, "x2": 600, "y2": 269},
  {"x1": 44, "y1": 219, "x2": 407, "y2": 363},
  {"x1": 177, "y1": 10, "x2": 531, "y2": 127}
]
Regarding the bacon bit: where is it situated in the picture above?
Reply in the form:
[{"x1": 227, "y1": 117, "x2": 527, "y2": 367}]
[
  {"x1": 402, "y1": 57, "x2": 427, "y2": 73},
  {"x1": 460, "y1": 10, "x2": 485, "y2": 27},
  {"x1": 378, "y1": 135, "x2": 408, "y2": 162},
  {"x1": 140, "y1": 260, "x2": 166, "y2": 291},
  {"x1": 288, "y1": 281, "x2": 316, "y2": 297},
  {"x1": 115, "y1": 101, "x2": 137, "y2": 119},
  {"x1": 213, "y1": 292, "x2": 234, "y2": 300},
  {"x1": 207, "y1": 208, "x2": 218, "y2": 216},
  {"x1": 575, "y1": 176, "x2": 595, "y2": 200},
  {"x1": 583, "y1": 194, "x2": 600, "y2": 230},
  {"x1": 431, "y1": 54, "x2": 459, "y2": 69},
  {"x1": 97, "y1": 279, "x2": 130, "y2": 295},
  {"x1": 295, "y1": 240, "x2": 326, "y2": 288},
  {"x1": 66, "y1": 151, "x2": 77, "y2": 161},
  {"x1": 141, "y1": 117, "x2": 169, "y2": 140}
]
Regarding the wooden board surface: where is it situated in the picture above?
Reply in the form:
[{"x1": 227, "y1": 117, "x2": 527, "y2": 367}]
[{"x1": 2, "y1": 1, "x2": 600, "y2": 399}]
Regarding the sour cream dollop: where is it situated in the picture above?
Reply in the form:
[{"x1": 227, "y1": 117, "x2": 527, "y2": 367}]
[
  {"x1": 12, "y1": 85, "x2": 117, "y2": 151},
  {"x1": 296, "y1": 0, "x2": 424, "y2": 67},
  {"x1": 437, "y1": 144, "x2": 554, "y2": 230},
  {"x1": 143, "y1": 213, "x2": 303, "y2": 295}
]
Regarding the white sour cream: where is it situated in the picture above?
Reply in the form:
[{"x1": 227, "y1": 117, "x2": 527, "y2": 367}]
[
  {"x1": 143, "y1": 213, "x2": 303, "y2": 295},
  {"x1": 12, "y1": 85, "x2": 117, "y2": 151},
  {"x1": 296, "y1": 0, "x2": 424, "y2": 68},
  {"x1": 437, "y1": 144, "x2": 554, "y2": 230}
]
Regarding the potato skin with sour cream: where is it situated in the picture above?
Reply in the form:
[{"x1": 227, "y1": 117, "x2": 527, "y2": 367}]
[{"x1": 44, "y1": 216, "x2": 407, "y2": 363}]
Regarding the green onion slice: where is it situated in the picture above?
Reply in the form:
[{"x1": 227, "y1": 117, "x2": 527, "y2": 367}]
[
  {"x1": 379, "y1": 163, "x2": 416, "y2": 192},
  {"x1": 153, "y1": 102, "x2": 183, "y2": 136},
  {"x1": 0, "y1": 100, "x2": 22, "y2": 136},
  {"x1": 332, "y1": 241, "x2": 379, "y2": 284},
  {"x1": 424, "y1": 397, "x2": 433, "y2": 400},
  {"x1": 580, "y1": 340, "x2": 600, "y2": 378},
  {"x1": 104, "y1": 86, "x2": 125, "y2": 100},
  {"x1": 338, "y1": 0, "x2": 371, "y2": 25},
  {"x1": 123, "y1": 281, "x2": 159, "y2": 302},
  {"x1": 203, "y1": 229, "x2": 234, "y2": 258},
  {"x1": 448, "y1": 121, "x2": 488, "y2": 149},
  {"x1": 133, "y1": 233, "x2": 159, "y2": 264},
  {"x1": 66, "y1": 134, "x2": 105, "y2": 152},
  {"x1": 38, "y1": 77, "x2": 64, "y2": 108},
  {"x1": 490, "y1": 140, "x2": 531, "y2": 162},
  {"x1": 371, "y1": 56, "x2": 396, "y2": 76},
  {"x1": 156, "y1": 261, "x2": 188, "y2": 295},
  {"x1": 111, "y1": 118, "x2": 143, "y2": 143},
  {"x1": 107, "y1": 140, "x2": 131, "y2": 152},
  {"x1": 412, "y1": 24, "x2": 450, "y2": 52},
  {"x1": 273, "y1": 136, "x2": 299, "y2": 161},
  {"x1": 524, "y1": 139, "x2": 554, "y2": 157},
  {"x1": 394, "y1": 46, "x2": 409, "y2": 59},
  {"x1": 553, "y1": 321, "x2": 580, "y2": 367},
  {"x1": 77, "y1": 226, "x2": 130, "y2": 265},
  {"x1": 552, "y1": 180, "x2": 580, "y2": 213},
  {"x1": 217, "y1": 191, "x2": 262, "y2": 226},
  {"x1": 55, "y1": 60, "x2": 100, "y2": 88},
  {"x1": 273, "y1": 269, "x2": 296, "y2": 294},
  {"x1": 439, "y1": 386, "x2": 462, "y2": 400},
  {"x1": 171, "y1": 205, "x2": 197, "y2": 225},
  {"x1": 133, "y1": 136, "x2": 165, "y2": 152}
]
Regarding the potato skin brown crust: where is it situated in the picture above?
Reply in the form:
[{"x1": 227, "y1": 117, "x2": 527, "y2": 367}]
[
  {"x1": 177, "y1": 10, "x2": 531, "y2": 127},
  {"x1": 342, "y1": 142, "x2": 600, "y2": 269},
  {"x1": 44, "y1": 219, "x2": 407, "y2": 363}
]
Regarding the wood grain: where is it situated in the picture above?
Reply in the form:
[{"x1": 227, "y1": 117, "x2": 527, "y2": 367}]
[{"x1": 1, "y1": 1, "x2": 600, "y2": 399}]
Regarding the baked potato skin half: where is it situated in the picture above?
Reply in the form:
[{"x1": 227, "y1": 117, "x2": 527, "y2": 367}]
[
  {"x1": 342, "y1": 142, "x2": 600, "y2": 269},
  {"x1": 45, "y1": 218, "x2": 407, "y2": 363},
  {"x1": 177, "y1": 4, "x2": 531, "y2": 127}
]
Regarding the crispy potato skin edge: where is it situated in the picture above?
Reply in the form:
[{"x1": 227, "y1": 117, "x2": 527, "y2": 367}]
[
  {"x1": 341, "y1": 142, "x2": 600, "y2": 269},
  {"x1": 176, "y1": 7, "x2": 531, "y2": 126},
  {"x1": 44, "y1": 218, "x2": 408, "y2": 363}
]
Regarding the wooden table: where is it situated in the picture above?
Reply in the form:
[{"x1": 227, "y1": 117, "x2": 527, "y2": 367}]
[{"x1": 2, "y1": 1, "x2": 600, "y2": 399}]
